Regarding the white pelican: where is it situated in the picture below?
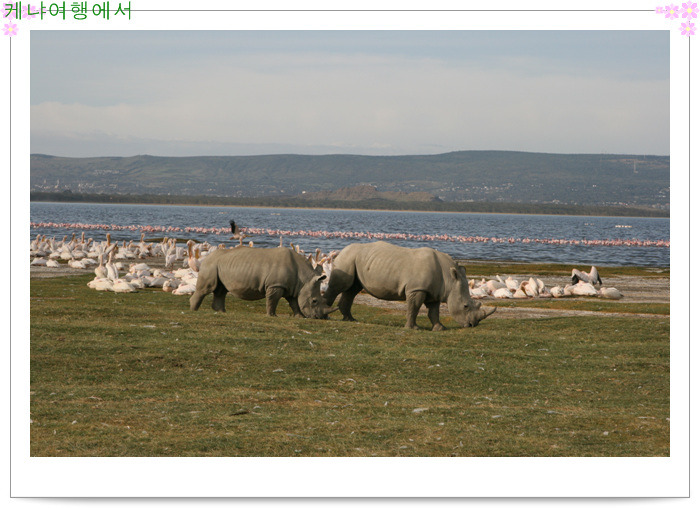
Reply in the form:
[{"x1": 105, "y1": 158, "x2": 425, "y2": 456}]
[
  {"x1": 505, "y1": 276, "x2": 520, "y2": 291},
  {"x1": 512, "y1": 282, "x2": 529, "y2": 298},
  {"x1": 146, "y1": 276, "x2": 168, "y2": 288},
  {"x1": 550, "y1": 286, "x2": 565, "y2": 298},
  {"x1": 163, "y1": 279, "x2": 180, "y2": 292},
  {"x1": 127, "y1": 277, "x2": 146, "y2": 289},
  {"x1": 186, "y1": 241, "x2": 199, "y2": 272},
  {"x1": 470, "y1": 287, "x2": 489, "y2": 299},
  {"x1": 112, "y1": 279, "x2": 137, "y2": 293},
  {"x1": 59, "y1": 246, "x2": 74, "y2": 261},
  {"x1": 172, "y1": 283, "x2": 196, "y2": 295},
  {"x1": 524, "y1": 277, "x2": 540, "y2": 297},
  {"x1": 599, "y1": 287, "x2": 623, "y2": 299},
  {"x1": 68, "y1": 259, "x2": 87, "y2": 269},
  {"x1": 492, "y1": 287, "x2": 513, "y2": 299},
  {"x1": 572, "y1": 266, "x2": 602, "y2": 286},
  {"x1": 572, "y1": 281, "x2": 599, "y2": 296},
  {"x1": 95, "y1": 253, "x2": 107, "y2": 279},
  {"x1": 180, "y1": 271, "x2": 198, "y2": 286},
  {"x1": 485, "y1": 279, "x2": 507, "y2": 294},
  {"x1": 130, "y1": 262, "x2": 151, "y2": 274},
  {"x1": 164, "y1": 247, "x2": 177, "y2": 268},
  {"x1": 105, "y1": 250, "x2": 119, "y2": 281},
  {"x1": 88, "y1": 278, "x2": 114, "y2": 291}
]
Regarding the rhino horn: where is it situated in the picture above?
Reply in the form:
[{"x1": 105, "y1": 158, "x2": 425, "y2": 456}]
[
  {"x1": 478, "y1": 306, "x2": 497, "y2": 321},
  {"x1": 324, "y1": 306, "x2": 339, "y2": 315}
]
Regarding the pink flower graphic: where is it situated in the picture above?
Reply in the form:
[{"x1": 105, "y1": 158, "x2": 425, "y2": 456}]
[
  {"x1": 680, "y1": 21, "x2": 697, "y2": 34},
  {"x1": 656, "y1": 6, "x2": 665, "y2": 13},
  {"x1": 22, "y1": 4, "x2": 38, "y2": 20},
  {"x1": 3, "y1": 22, "x2": 18, "y2": 36},
  {"x1": 2, "y1": 5, "x2": 16, "y2": 19},
  {"x1": 682, "y1": 2, "x2": 698, "y2": 18},
  {"x1": 665, "y1": 4, "x2": 680, "y2": 18}
]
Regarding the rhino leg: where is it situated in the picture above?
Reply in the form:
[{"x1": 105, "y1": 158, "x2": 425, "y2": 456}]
[
  {"x1": 190, "y1": 291, "x2": 206, "y2": 311},
  {"x1": 190, "y1": 260, "x2": 220, "y2": 311},
  {"x1": 426, "y1": 301, "x2": 446, "y2": 331},
  {"x1": 338, "y1": 280, "x2": 363, "y2": 321},
  {"x1": 285, "y1": 296, "x2": 305, "y2": 318},
  {"x1": 266, "y1": 286, "x2": 285, "y2": 317},
  {"x1": 211, "y1": 282, "x2": 227, "y2": 312},
  {"x1": 405, "y1": 291, "x2": 427, "y2": 330}
]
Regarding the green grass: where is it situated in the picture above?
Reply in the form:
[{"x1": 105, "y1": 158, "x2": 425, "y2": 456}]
[{"x1": 31, "y1": 274, "x2": 669, "y2": 457}]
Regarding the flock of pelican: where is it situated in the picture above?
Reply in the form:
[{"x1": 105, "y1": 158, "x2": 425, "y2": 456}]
[
  {"x1": 468, "y1": 266, "x2": 623, "y2": 300},
  {"x1": 29, "y1": 232, "x2": 338, "y2": 295},
  {"x1": 30, "y1": 232, "x2": 622, "y2": 300}
]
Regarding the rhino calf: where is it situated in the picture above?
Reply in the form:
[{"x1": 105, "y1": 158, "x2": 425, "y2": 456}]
[
  {"x1": 190, "y1": 247, "x2": 336, "y2": 319},
  {"x1": 324, "y1": 241, "x2": 496, "y2": 330}
]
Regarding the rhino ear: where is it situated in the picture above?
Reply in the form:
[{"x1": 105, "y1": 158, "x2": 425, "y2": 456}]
[{"x1": 451, "y1": 266, "x2": 467, "y2": 280}]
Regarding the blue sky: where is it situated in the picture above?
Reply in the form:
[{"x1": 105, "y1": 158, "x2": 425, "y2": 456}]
[{"x1": 30, "y1": 30, "x2": 670, "y2": 157}]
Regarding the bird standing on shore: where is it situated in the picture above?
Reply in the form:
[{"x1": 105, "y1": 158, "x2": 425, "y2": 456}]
[
  {"x1": 229, "y1": 219, "x2": 248, "y2": 246},
  {"x1": 229, "y1": 220, "x2": 243, "y2": 239}
]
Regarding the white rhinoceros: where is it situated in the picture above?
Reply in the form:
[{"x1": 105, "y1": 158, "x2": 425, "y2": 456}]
[
  {"x1": 189, "y1": 247, "x2": 337, "y2": 318},
  {"x1": 323, "y1": 241, "x2": 496, "y2": 330}
]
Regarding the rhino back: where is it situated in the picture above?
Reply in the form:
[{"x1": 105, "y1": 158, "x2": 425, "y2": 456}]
[
  {"x1": 353, "y1": 242, "x2": 449, "y2": 301},
  {"x1": 205, "y1": 247, "x2": 306, "y2": 299}
]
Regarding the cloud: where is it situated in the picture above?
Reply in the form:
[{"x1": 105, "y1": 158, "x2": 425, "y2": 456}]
[
  {"x1": 30, "y1": 32, "x2": 670, "y2": 156},
  {"x1": 31, "y1": 53, "x2": 669, "y2": 156}
]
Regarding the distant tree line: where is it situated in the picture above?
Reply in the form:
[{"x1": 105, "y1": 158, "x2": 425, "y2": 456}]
[{"x1": 29, "y1": 191, "x2": 669, "y2": 218}]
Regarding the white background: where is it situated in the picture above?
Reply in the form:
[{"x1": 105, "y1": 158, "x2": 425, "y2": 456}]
[{"x1": 4, "y1": 0, "x2": 695, "y2": 504}]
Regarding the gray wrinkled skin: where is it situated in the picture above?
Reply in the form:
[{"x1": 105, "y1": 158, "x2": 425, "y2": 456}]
[
  {"x1": 324, "y1": 241, "x2": 496, "y2": 330},
  {"x1": 190, "y1": 247, "x2": 337, "y2": 318}
]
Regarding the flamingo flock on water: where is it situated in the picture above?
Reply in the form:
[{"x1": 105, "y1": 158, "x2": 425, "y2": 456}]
[{"x1": 30, "y1": 222, "x2": 670, "y2": 248}]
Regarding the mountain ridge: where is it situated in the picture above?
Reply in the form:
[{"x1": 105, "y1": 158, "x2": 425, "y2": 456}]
[{"x1": 30, "y1": 150, "x2": 670, "y2": 210}]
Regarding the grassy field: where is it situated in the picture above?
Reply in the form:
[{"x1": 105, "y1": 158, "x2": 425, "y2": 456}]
[{"x1": 30, "y1": 271, "x2": 670, "y2": 457}]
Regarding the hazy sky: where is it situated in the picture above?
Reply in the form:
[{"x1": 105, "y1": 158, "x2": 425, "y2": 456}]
[{"x1": 30, "y1": 30, "x2": 670, "y2": 157}]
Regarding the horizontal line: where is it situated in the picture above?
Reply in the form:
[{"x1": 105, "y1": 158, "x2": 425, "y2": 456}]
[{"x1": 130, "y1": 9, "x2": 655, "y2": 12}]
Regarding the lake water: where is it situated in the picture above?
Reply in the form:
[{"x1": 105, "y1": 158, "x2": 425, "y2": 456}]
[{"x1": 30, "y1": 202, "x2": 670, "y2": 267}]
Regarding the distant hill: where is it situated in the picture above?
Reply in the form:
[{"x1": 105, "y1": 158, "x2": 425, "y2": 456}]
[
  {"x1": 30, "y1": 150, "x2": 670, "y2": 210},
  {"x1": 299, "y1": 184, "x2": 440, "y2": 202},
  {"x1": 29, "y1": 190, "x2": 669, "y2": 217}
]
